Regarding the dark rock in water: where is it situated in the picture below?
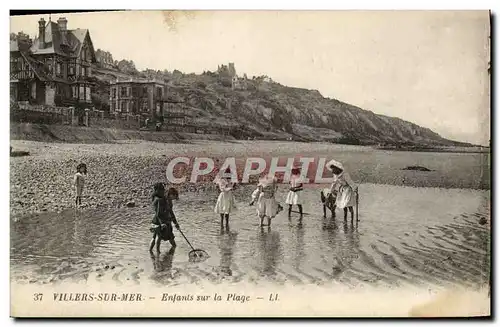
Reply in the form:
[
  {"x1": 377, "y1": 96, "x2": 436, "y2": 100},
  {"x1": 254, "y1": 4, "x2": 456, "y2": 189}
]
[
  {"x1": 126, "y1": 201, "x2": 136, "y2": 208},
  {"x1": 479, "y1": 217, "x2": 488, "y2": 225},
  {"x1": 402, "y1": 166, "x2": 432, "y2": 172},
  {"x1": 10, "y1": 150, "x2": 30, "y2": 157}
]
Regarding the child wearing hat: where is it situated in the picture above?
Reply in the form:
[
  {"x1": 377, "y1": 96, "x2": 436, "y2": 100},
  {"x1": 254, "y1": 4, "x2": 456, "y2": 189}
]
[
  {"x1": 214, "y1": 167, "x2": 237, "y2": 228},
  {"x1": 250, "y1": 174, "x2": 283, "y2": 227},
  {"x1": 326, "y1": 159, "x2": 358, "y2": 221},
  {"x1": 285, "y1": 166, "x2": 304, "y2": 218}
]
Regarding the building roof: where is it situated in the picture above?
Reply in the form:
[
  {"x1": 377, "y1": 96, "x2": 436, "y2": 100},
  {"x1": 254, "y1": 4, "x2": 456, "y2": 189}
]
[{"x1": 29, "y1": 20, "x2": 96, "y2": 62}]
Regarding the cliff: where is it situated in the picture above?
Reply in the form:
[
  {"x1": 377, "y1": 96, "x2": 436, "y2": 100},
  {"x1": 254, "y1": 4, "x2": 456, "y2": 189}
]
[{"x1": 92, "y1": 65, "x2": 471, "y2": 146}]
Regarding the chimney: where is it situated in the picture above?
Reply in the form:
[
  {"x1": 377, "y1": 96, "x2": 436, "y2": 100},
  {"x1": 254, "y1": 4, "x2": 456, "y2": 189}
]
[
  {"x1": 38, "y1": 18, "x2": 46, "y2": 49},
  {"x1": 57, "y1": 17, "x2": 68, "y2": 44}
]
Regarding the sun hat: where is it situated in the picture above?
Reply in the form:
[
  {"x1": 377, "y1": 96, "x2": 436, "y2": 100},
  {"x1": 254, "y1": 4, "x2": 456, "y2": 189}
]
[{"x1": 326, "y1": 159, "x2": 344, "y2": 172}]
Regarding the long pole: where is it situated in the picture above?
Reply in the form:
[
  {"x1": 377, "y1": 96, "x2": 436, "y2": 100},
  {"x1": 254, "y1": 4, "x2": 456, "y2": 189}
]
[
  {"x1": 177, "y1": 229, "x2": 196, "y2": 252},
  {"x1": 356, "y1": 190, "x2": 359, "y2": 221}
]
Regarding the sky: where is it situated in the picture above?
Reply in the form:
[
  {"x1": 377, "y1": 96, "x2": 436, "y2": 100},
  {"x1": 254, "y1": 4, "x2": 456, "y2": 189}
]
[{"x1": 10, "y1": 10, "x2": 491, "y2": 145}]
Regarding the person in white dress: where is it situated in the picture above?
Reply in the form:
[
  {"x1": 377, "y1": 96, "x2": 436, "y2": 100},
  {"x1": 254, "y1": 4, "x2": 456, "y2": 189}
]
[
  {"x1": 214, "y1": 167, "x2": 236, "y2": 227},
  {"x1": 326, "y1": 159, "x2": 358, "y2": 221},
  {"x1": 250, "y1": 174, "x2": 283, "y2": 227},
  {"x1": 74, "y1": 163, "x2": 87, "y2": 208},
  {"x1": 285, "y1": 166, "x2": 304, "y2": 219}
]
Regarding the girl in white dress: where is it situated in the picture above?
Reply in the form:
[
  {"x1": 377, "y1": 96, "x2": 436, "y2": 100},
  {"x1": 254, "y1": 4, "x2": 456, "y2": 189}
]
[
  {"x1": 74, "y1": 163, "x2": 87, "y2": 208},
  {"x1": 214, "y1": 168, "x2": 236, "y2": 227},
  {"x1": 285, "y1": 166, "x2": 304, "y2": 218},
  {"x1": 326, "y1": 159, "x2": 358, "y2": 221},
  {"x1": 250, "y1": 175, "x2": 283, "y2": 227}
]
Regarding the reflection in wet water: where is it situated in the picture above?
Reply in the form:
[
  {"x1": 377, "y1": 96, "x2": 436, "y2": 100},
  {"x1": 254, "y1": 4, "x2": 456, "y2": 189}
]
[
  {"x1": 255, "y1": 228, "x2": 282, "y2": 279},
  {"x1": 218, "y1": 226, "x2": 237, "y2": 277},
  {"x1": 291, "y1": 221, "x2": 306, "y2": 270},
  {"x1": 150, "y1": 247, "x2": 176, "y2": 284},
  {"x1": 11, "y1": 184, "x2": 490, "y2": 289}
]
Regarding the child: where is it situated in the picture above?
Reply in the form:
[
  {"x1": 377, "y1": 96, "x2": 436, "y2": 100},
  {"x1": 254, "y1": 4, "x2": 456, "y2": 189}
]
[
  {"x1": 149, "y1": 183, "x2": 180, "y2": 253},
  {"x1": 320, "y1": 187, "x2": 338, "y2": 218},
  {"x1": 214, "y1": 167, "x2": 236, "y2": 228},
  {"x1": 326, "y1": 159, "x2": 358, "y2": 221},
  {"x1": 285, "y1": 166, "x2": 304, "y2": 218},
  {"x1": 250, "y1": 174, "x2": 283, "y2": 227},
  {"x1": 74, "y1": 163, "x2": 87, "y2": 207}
]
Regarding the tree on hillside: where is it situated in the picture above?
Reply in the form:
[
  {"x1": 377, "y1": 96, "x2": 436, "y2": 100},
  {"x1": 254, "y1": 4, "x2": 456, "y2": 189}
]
[
  {"x1": 270, "y1": 108, "x2": 293, "y2": 134},
  {"x1": 10, "y1": 31, "x2": 32, "y2": 51},
  {"x1": 10, "y1": 31, "x2": 30, "y2": 41},
  {"x1": 172, "y1": 70, "x2": 184, "y2": 79},
  {"x1": 117, "y1": 59, "x2": 138, "y2": 75}
]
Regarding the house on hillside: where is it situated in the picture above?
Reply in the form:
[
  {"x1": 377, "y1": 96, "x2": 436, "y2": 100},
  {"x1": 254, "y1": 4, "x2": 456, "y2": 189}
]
[
  {"x1": 110, "y1": 78, "x2": 194, "y2": 130},
  {"x1": 217, "y1": 62, "x2": 247, "y2": 90},
  {"x1": 10, "y1": 16, "x2": 97, "y2": 107},
  {"x1": 109, "y1": 78, "x2": 166, "y2": 117}
]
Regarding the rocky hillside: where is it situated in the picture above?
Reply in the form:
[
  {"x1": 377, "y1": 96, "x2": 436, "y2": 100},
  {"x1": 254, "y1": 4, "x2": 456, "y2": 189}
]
[{"x1": 91, "y1": 63, "x2": 470, "y2": 147}]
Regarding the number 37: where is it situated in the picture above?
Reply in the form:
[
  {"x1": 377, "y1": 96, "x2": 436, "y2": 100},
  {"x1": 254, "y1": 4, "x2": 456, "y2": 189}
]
[{"x1": 33, "y1": 293, "x2": 43, "y2": 301}]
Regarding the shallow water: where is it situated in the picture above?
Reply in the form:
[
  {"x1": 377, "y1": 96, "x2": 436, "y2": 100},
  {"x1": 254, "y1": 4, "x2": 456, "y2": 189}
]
[{"x1": 11, "y1": 183, "x2": 490, "y2": 289}]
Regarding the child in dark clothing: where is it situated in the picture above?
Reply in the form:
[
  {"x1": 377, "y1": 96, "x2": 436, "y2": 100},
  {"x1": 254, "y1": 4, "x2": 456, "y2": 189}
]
[{"x1": 149, "y1": 183, "x2": 180, "y2": 253}]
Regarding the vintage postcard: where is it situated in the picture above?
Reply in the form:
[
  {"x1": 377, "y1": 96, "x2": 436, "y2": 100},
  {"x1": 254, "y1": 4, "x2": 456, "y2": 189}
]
[{"x1": 9, "y1": 10, "x2": 491, "y2": 317}]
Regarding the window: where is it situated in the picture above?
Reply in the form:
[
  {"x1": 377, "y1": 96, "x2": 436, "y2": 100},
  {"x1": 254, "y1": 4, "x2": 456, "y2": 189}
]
[
  {"x1": 69, "y1": 64, "x2": 75, "y2": 75},
  {"x1": 120, "y1": 87, "x2": 127, "y2": 97},
  {"x1": 111, "y1": 102, "x2": 116, "y2": 111},
  {"x1": 121, "y1": 101, "x2": 126, "y2": 111},
  {"x1": 156, "y1": 87, "x2": 162, "y2": 98},
  {"x1": 10, "y1": 58, "x2": 17, "y2": 72},
  {"x1": 112, "y1": 87, "x2": 116, "y2": 99},
  {"x1": 56, "y1": 63, "x2": 62, "y2": 75}
]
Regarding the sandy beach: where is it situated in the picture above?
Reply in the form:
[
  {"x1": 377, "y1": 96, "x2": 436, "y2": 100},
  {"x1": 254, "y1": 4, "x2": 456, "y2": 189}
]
[
  {"x1": 9, "y1": 139, "x2": 491, "y2": 316},
  {"x1": 9, "y1": 139, "x2": 490, "y2": 218}
]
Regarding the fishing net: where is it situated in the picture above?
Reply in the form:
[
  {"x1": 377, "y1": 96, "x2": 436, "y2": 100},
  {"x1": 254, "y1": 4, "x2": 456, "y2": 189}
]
[{"x1": 188, "y1": 249, "x2": 210, "y2": 263}]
